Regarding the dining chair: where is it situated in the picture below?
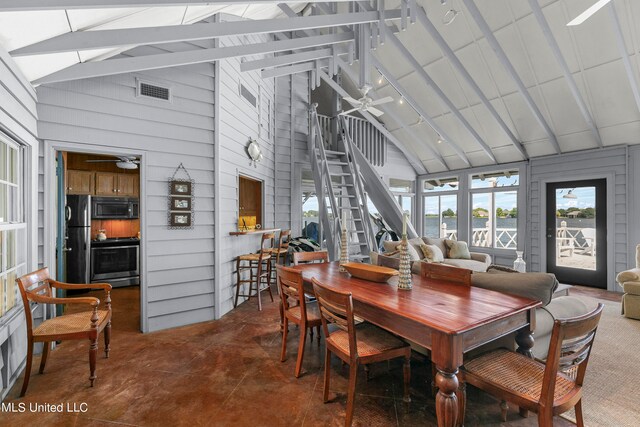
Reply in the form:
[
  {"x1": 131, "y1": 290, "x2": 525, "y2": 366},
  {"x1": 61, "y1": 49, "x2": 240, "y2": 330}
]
[
  {"x1": 462, "y1": 303, "x2": 604, "y2": 426},
  {"x1": 277, "y1": 265, "x2": 322, "y2": 378},
  {"x1": 234, "y1": 232, "x2": 275, "y2": 311},
  {"x1": 312, "y1": 278, "x2": 411, "y2": 427},
  {"x1": 292, "y1": 250, "x2": 329, "y2": 266},
  {"x1": 16, "y1": 268, "x2": 112, "y2": 396},
  {"x1": 420, "y1": 262, "x2": 472, "y2": 286}
]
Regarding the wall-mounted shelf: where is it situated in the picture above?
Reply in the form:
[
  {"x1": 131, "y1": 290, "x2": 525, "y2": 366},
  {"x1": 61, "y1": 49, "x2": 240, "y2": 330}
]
[{"x1": 229, "y1": 228, "x2": 280, "y2": 236}]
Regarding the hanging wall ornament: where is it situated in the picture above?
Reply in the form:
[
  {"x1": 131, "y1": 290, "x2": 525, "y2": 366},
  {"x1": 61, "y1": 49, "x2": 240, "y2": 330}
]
[
  {"x1": 246, "y1": 138, "x2": 262, "y2": 168},
  {"x1": 168, "y1": 163, "x2": 195, "y2": 229}
]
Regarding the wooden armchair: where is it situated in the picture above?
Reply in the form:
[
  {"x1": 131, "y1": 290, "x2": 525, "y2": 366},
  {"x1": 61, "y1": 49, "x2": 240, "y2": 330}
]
[
  {"x1": 462, "y1": 303, "x2": 604, "y2": 426},
  {"x1": 16, "y1": 268, "x2": 112, "y2": 396}
]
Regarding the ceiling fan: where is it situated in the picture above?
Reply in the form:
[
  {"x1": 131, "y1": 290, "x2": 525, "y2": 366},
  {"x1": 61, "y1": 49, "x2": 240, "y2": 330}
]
[
  {"x1": 340, "y1": 85, "x2": 394, "y2": 117},
  {"x1": 85, "y1": 156, "x2": 140, "y2": 170}
]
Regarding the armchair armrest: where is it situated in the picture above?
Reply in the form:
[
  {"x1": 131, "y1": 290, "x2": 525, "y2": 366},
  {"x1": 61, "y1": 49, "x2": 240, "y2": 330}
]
[
  {"x1": 28, "y1": 293, "x2": 100, "y2": 307},
  {"x1": 469, "y1": 252, "x2": 492, "y2": 265},
  {"x1": 49, "y1": 280, "x2": 112, "y2": 291}
]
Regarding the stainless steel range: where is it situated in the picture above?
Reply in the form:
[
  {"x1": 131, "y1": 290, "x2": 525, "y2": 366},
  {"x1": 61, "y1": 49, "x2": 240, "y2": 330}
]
[{"x1": 91, "y1": 238, "x2": 140, "y2": 287}]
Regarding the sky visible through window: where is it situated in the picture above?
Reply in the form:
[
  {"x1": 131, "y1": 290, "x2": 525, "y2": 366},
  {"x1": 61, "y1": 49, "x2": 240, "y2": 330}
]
[{"x1": 555, "y1": 187, "x2": 595, "y2": 210}]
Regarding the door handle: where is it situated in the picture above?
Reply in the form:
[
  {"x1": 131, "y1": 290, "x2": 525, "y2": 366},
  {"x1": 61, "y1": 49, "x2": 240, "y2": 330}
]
[{"x1": 63, "y1": 247, "x2": 72, "y2": 252}]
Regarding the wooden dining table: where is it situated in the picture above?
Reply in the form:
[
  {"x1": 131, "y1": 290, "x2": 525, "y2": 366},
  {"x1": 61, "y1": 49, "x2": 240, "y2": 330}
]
[{"x1": 292, "y1": 262, "x2": 541, "y2": 427}]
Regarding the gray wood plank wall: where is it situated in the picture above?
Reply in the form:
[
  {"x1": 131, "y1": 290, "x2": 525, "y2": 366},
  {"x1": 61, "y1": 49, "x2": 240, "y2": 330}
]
[
  {"x1": 0, "y1": 46, "x2": 38, "y2": 399},
  {"x1": 36, "y1": 39, "x2": 217, "y2": 332},
  {"x1": 527, "y1": 146, "x2": 629, "y2": 290}
]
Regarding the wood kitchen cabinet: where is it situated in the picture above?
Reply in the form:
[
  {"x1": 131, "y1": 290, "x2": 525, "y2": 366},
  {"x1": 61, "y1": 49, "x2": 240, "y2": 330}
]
[
  {"x1": 238, "y1": 175, "x2": 262, "y2": 227},
  {"x1": 66, "y1": 170, "x2": 95, "y2": 195},
  {"x1": 95, "y1": 172, "x2": 139, "y2": 197}
]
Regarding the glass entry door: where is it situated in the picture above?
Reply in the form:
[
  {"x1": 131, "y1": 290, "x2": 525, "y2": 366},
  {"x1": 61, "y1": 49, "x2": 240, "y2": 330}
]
[{"x1": 546, "y1": 179, "x2": 606, "y2": 288}]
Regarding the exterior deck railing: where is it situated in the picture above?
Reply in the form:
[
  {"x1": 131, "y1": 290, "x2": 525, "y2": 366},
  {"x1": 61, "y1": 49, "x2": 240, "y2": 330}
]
[{"x1": 439, "y1": 223, "x2": 518, "y2": 249}]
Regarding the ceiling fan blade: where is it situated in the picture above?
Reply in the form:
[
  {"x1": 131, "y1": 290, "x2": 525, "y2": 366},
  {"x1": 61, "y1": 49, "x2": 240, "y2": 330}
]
[
  {"x1": 85, "y1": 160, "x2": 119, "y2": 163},
  {"x1": 370, "y1": 96, "x2": 394, "y2": 106},
  {"x1": 367, "y1": 107, "x2": 385, "y2": 117},
  {"x1": 343, "y1": 97, "x2": 361, "y2": 106},
  {"x1": 340, "y1": 108, "x2": 359, "y2": 115}
]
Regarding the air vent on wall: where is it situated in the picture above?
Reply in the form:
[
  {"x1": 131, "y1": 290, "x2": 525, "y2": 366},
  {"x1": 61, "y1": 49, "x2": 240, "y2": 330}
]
[
  {"x1": 239, "y1": 82, "x2": 257, "y2": 108},
  {"x1": 136, "y1": 79, "x2": 171, "y2": 102}
]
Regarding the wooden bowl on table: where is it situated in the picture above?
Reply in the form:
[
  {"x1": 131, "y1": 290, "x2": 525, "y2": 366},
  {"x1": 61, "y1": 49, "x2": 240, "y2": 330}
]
[{"x1": 342, "y1": 262, "x2": 399, "y2": 283}]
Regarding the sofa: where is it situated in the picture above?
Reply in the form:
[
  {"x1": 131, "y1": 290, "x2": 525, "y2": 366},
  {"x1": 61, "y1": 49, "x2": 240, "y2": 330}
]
[
  {"x1": 616, "y1": 244, "x2": 640, "y2": 320},
  {"x1": 371, "y1": 237, "x2": 492, "y2": 274}
]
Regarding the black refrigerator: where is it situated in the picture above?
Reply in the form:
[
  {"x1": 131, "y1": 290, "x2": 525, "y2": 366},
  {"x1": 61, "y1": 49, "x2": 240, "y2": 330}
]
[{"x1": 66, "y1": 195, "x2": 91, "y2": 284}]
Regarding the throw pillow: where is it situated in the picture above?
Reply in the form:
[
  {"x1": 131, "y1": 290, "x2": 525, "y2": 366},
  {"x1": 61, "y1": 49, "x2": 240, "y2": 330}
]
[
  {"x1": 382, "y1": 239, "x2": 421, "y2": 261},
  {"x1": 419, "y1": 244, "x2": 444, "y2": 263},
  {"x1": 423, "y1": 237, "x2": 448, "y2": 259},
  {"x1": 445, "y1": 239, "x2": 471, "y2": 260}
]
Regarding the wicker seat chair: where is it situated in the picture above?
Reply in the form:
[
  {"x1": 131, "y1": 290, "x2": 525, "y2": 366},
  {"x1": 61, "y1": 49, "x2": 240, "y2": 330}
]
[
  {"x1": 16, "y1": 268, "x2": 112, "y2": 396},
  {"x1": 462, "y1": 303, "x2": 604, "y2": 426}
]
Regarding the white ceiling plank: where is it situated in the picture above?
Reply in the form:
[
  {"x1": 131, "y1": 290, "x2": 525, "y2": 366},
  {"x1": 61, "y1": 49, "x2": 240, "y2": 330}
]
[
  {"x1": 528, "y1": 0, "x2": 603, "y2": 148},
  {"x1": 11, "y1": 10, "x2": 401, "y2": 56},
  {"x1": 414, "y1": 5, "x2": 527, "y2": 160},
  {"x1": 370, "y1": 56, "x2": 469, "y2": 167},
  {"x1": 337, "y1": 57, "x2": 446, "y2": 170},
  {"x1": 33, "y1": 32, "x2": 353, "y2": 84},
  {"x1": 355, "y1": 1, "x2": 495, "y2": 164},
  {"x1": 462, "y1": 0, "x2": 561, "y2": 154},
  {"x1": 607, "y1": 2, "x2": 640, "y2": 114},
  {"x1": 0, "y1": 0, "x2": 351, "y2": 12},
  {"x1": 319, "y1": 70, "x2": 428, "y2": 175}
]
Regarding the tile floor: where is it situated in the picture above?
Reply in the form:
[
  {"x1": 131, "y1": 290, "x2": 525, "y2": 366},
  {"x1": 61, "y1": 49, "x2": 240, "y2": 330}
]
[{"x1": 2, "y1": 285, "x2": 618, "y2": 426}]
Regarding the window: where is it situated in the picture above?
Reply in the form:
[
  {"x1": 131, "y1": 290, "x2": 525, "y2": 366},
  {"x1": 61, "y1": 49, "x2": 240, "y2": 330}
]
[
  {"x1": 0, "y1": 136, "x2": 27, "y2": 316},
  {"x1": 423, "y1": 177, "x2": 458, "y2": 239},
  {"x1": 470, "y1": 171, "x2": 519, "y2": 249}
]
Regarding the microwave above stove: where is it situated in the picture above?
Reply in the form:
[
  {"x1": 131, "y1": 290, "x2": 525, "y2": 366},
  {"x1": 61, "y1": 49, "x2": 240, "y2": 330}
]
[{"x1": 92, "y1": 197, "x2": 139, "y2": 219}]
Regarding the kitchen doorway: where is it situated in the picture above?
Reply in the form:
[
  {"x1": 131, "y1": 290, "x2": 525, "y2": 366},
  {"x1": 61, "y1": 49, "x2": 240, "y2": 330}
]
[
  {"x1": 545, "y1": 179, "x2": 607, "y2": 288},
  {"x1": 54, "y1": 150, "x2": 143, "y2": 332}
]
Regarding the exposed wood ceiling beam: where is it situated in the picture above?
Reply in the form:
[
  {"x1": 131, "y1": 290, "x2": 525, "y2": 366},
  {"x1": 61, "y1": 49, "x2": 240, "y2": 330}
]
[
  {"x1": 462, "y1": 0, "x2": 561, "y2": 154},
  {"x1": 371, "y1": 56, "x2": 470, "y2": 167},
  {"x1": 414, "y1": 6, "x2": 528, "y2": 160},
  {"x1": 607, "y1": 3, "x2": 640, "y2": 114},
  {"x1": 319, "y1": 70, "x2": 428, "y2": 175},
  {"x1": 33, "y1": 32, "x2": 353, "y2": 85},
  {"x1": 337, "y1": 57, "x2": 446, "y2": 170},
  {"x1": 11, "y1": 10, "x2": 401, "y2": 57},
  {"x1": 528, "y1": 0, "x2": 602, "y2": 148},
  {"x1": 241, "y1": 47, "x2": 347, "y2": 72},
  {"x1": 261, "y1": 61, "x2": 322, "y2": 79},
  {"x1": 0, "y1": 0, "x2": 351, "y2": 11}
]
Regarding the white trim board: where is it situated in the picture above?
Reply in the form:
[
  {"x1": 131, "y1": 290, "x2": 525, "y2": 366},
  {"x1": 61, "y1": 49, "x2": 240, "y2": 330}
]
[{"x1": 43, "y1": 140, "x2": 149, "y2": 332}]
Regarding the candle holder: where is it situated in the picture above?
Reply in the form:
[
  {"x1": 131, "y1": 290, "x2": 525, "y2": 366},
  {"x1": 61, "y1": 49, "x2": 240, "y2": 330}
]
[
  {"x1": 397, "y1": 233, "x2": 412, "y2": 290},
  {"x1": 339, "y1": 220, "x2": 349, "y2": 272}
]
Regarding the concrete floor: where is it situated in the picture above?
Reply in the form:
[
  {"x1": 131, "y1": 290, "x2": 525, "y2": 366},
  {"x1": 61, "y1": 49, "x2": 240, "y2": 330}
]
[{"x1": 2, "y1": 285, "x2": 617, "y2": 426}]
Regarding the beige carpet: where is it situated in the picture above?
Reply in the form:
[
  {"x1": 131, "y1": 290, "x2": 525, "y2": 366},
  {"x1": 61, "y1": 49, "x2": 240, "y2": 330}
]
[{"x1": 562, "y1": 298, "x2": 640, "y2": 427}]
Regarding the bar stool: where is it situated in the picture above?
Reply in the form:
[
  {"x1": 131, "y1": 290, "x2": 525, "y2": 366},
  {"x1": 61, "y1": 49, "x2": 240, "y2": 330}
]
[
  {"x1": 234, "y1": 232, "x2": 275, "y2": 311},
  {"x1": 270, "y1": 229, "x2": 291, "y2": 287}
]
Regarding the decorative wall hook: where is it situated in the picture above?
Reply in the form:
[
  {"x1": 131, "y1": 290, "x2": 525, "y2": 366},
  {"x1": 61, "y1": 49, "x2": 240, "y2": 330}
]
[{"x1": 246, "y1": 138, "x2": 263, "y2": 168}]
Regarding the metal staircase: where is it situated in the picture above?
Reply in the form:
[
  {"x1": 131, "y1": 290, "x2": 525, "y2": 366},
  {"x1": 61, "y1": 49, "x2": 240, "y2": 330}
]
[{"x1": 308, "y1": 104, "x2": 417, "y2": 262}]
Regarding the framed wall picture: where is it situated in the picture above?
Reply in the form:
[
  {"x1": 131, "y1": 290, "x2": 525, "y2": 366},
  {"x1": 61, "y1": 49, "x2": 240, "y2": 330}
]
[
  {"x1": 170, "y1": 212, "x2": 192, "y2": 227},
  {"x1": 171, "y1": 196, "x2": 191, "y2": 211},
  {"x1": 170, "y1": 180, "x2": 192, "y2": 196}
]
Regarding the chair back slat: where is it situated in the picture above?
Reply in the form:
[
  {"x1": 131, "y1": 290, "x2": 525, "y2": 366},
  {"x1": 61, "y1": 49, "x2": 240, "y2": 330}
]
[
  {"x1": 541, "y1": 303, "x2": 604, "y2": 406},
  {"x1": 312, "y1": 278, "x2": 357, "y2": 357},
  {"x1": 420, "y1": 262, "x2": 472, "y2": 286},
  {"x1": 16, "y1": 268, "x2": 53, "y2": 334},
  {"x1": 276, "y1": 266, "x2": 306, "y2": 320},
  {"x1": 259, "y1": 232, "x2": 276, "y2": 261},
  {"x1": 277, "y1": 230, "x2": 291, "y2": 250},
  {"x1": 292, "y1": 251, "x2": 329, "y2": 266}
]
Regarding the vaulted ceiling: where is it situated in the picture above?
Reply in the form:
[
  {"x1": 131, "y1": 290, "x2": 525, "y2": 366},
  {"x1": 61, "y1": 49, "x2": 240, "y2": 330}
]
[{"x1": 1, "y1": 0, "x2": 639, "y2": 175}]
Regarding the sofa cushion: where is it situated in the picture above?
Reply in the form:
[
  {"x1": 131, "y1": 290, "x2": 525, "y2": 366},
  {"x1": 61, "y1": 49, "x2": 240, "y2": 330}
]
[
  {"x1": 423, "y1": 237, "x2": 448, "y2": 258},
  {"x1": 617, "y1": 268, "x2": 640, "y2": 284},
  {"x1": 445, "y1": 239, "x2": 471, "y2": 260},
  {"x1": 443, "y1": 259, "x2": 487, "y2": 272},
  {"x1": 419, "y1": 243, "x2": 445, "y2": 263},
  {"x1": 471, "y1": 270, "x2": 559, "y2": 306}
]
